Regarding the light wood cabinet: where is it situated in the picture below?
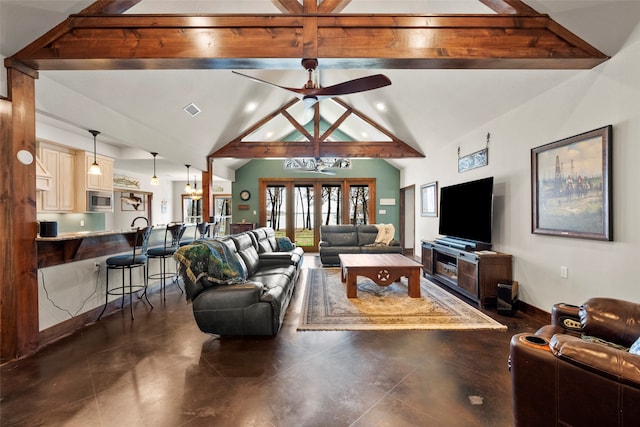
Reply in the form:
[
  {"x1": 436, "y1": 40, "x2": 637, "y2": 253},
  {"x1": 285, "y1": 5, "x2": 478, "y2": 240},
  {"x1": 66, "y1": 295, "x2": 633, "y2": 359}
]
[
  {"x1": 76, "y1": 151, "x2": 114, "y2": 192},
  {"x1": 37, "y1": 145, "x2": 75, "y2": 212}
]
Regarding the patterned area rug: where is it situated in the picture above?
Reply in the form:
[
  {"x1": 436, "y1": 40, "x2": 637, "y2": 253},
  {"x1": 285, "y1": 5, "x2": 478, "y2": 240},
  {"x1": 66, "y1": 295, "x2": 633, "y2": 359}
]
[{"x1": 298, "y1": 268, "x2": 506, "y2": 331}]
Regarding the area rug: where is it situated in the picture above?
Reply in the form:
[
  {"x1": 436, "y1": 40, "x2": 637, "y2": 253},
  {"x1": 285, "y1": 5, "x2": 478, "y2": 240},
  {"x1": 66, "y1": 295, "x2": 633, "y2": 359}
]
[{"x1": 298, "y1": 268, "x2": 506, "y2": 331}]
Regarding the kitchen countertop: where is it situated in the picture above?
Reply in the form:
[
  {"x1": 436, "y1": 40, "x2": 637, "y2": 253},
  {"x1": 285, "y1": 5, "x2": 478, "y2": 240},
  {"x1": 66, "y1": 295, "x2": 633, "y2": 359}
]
[
  {"x1": 36, "y1": 229, "x2": 138, "y2": 241},
  {"x1": 35, "y1": 227, "x2": 172, "y2": 267}
]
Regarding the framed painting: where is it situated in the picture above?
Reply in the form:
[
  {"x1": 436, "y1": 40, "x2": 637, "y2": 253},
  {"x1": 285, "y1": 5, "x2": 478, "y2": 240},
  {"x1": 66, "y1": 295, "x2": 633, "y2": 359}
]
[
  {"x1": 121, "y1": 192, "x2": 145, "y2": 211},
  {"x1": 531, "y1": 125, "x2": 612, "y2": 240},
  {"x1": 421, "y1": 181, "x2": 438, "y2": 217}
]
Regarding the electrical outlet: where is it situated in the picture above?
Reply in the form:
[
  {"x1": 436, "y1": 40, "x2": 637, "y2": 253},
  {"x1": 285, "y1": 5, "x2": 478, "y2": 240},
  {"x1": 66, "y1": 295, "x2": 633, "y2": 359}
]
[
  {"x1": 93, "y1": 262, "x2": 100, "y2": 272},
  {"x1": 80, "y1": 220, "x2": 85, "y2": 227},
  {"x1": 560, "y1": 265, "x2": 568, "y2": 279}
]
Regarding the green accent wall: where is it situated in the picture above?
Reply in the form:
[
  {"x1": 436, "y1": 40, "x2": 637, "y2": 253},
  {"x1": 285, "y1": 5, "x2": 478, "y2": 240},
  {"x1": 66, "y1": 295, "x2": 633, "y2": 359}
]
[{"x1": 232, "y1": 159, "x2": 400, "y2": 231}]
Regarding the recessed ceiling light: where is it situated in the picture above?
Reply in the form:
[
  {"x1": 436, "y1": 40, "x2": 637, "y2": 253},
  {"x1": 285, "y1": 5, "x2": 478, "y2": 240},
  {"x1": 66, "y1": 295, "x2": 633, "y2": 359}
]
[
  {"x1": 375, "y1": 102, "x2": 386, "y2": 111},
  {"x1": 246, "y1": 102, "x2": 258, "y2": 112},
  {"x1": 183, "y1": 103, "x2": 201, "y2": 117}
]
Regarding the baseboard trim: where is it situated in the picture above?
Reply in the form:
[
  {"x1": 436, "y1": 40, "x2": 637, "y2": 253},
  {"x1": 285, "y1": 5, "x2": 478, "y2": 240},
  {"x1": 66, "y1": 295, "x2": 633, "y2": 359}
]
[{"x1": 517, "y1": 300, "x2": 551, "y2": 324}]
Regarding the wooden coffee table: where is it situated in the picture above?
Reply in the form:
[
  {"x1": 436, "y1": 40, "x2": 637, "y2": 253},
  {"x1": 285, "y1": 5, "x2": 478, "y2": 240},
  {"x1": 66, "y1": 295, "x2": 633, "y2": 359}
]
[{"x1": 339, "y1": 253, "x2": 423, "y2": 298}]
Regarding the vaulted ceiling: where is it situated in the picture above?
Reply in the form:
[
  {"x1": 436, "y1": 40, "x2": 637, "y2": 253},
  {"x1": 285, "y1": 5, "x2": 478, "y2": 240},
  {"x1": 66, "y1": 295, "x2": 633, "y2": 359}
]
[{"x1": 2, "y1": 0, "x2": 638, "y2": 181}]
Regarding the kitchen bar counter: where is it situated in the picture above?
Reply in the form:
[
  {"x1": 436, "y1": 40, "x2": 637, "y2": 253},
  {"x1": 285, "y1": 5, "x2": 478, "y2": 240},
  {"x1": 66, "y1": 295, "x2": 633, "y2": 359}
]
[{"x1": 36, "y1": 227, "x2": 171, "y2": 268}]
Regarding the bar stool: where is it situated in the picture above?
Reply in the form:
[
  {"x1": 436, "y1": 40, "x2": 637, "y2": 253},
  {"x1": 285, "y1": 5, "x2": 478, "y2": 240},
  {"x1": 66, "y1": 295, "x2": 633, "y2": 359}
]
[
  {"x1": 179, "y1": 221, "x2": 211, "y2": 247},
  {"x1": 98, "y1": 226, "x2": 153, "y2": 320},
  {"x1": 147, "y1": 223, "x2": 186, "y2": 300}
]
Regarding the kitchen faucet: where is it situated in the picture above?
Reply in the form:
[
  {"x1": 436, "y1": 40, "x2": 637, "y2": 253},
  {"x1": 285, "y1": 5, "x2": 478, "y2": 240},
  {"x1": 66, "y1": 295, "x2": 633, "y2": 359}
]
[{"x1": 131, "y1": 216, "x2": 149, "y2": 227}]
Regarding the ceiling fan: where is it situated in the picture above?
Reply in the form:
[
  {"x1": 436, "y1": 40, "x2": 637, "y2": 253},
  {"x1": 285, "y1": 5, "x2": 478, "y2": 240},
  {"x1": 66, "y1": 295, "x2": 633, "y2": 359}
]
[
  {"x1": 286, "y1": 158, "x2": 351, "y2": 175},
  {"x1": 233, "y1": 59, "x2": 391, "y2": 108}
]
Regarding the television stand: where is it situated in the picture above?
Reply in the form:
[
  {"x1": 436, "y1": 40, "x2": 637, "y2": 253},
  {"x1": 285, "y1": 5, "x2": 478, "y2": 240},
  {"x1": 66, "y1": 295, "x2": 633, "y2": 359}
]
[
  {"x1": 433, "y1": 236, "x2": 491, "y2": 252},
  {"x1": 421, "y1": 240, "x2": 512, "y2": 307}
]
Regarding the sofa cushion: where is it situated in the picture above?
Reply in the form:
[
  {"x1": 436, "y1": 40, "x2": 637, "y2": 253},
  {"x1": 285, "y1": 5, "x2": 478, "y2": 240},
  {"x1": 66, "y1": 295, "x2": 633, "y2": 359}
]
[
  {"x1": 251, "y1": 228, "x2": 272, "y2": 253},
  {"x1": 320, "y1": 225, "x2": 358, "y2": 246},
  {"x1": 231, "y1": 233, "x2": 261, "y2": 277},
  {"x1": 356, "y1": 225, "x2": 379, "y2": 246},
  {"x1": 580, "y1": 298, "x2": 640, "y2": 347}
]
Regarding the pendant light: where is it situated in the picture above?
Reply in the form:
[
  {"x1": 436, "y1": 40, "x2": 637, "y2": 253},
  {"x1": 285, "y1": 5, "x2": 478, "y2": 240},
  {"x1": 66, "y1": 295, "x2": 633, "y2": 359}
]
[
  {"x1": 87, "y1": 130, "x2": 102, "y2": 175},
  {"x1": 184, "y1": 164, "x2": 192, "y2": 193},
  {"x1": 150, "y1": 152, "x2": 159, "y2": 185},
  {"x1": 190, "y1": 174, "x2": 202, "y2": 200}
]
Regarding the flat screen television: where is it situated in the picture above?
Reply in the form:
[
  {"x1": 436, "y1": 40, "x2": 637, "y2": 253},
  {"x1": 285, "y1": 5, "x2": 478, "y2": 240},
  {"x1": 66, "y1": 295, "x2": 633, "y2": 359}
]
[{"x1": 438, "y1": 176, "x2": 494, "y2": 245}]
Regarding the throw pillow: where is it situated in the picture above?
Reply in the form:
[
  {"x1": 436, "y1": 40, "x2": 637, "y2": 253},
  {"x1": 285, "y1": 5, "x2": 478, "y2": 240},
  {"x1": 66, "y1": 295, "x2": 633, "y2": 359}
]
[
  {"x1": 277, "y1": 236, "x2": 295, "y2": 251},
  {"x1": 630, "y1": 336, "x2": 640, "y2": 355},
  {"x1": 374, "y1": 224, "x2": 395, "y2": 245}
]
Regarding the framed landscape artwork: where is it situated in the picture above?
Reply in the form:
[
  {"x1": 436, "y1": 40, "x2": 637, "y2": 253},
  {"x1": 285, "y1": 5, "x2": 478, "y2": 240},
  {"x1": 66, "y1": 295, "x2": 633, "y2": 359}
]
[
  {"x1": 421, "y1": 181, "x2": 438, "y2": 217},
  {"x1": 531, "y1": 125, "x2": 612, "y2": 241}
]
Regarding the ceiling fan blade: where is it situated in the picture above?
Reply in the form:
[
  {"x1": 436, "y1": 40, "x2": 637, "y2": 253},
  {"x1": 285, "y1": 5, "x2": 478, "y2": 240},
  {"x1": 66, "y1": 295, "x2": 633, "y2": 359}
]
[
  {"x1": 306, "y1": 74, "x2": 391, "y2": 97},
  {"x1": 232, "y1": 71, "x2": 306, "y2": 96},
  {"x1": 319, "y1": 169, "x2": 337, "y2": 175}
]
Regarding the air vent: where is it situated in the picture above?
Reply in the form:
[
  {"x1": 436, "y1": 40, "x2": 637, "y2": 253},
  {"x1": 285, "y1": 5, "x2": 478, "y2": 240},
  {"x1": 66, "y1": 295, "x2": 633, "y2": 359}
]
[{"x1": 183, "y1": 103, "x2": 201, "y2": 117}]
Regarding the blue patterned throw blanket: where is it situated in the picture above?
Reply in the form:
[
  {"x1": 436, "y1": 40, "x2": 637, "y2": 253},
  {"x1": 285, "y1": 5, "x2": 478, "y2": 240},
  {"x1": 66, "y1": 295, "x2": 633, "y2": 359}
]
[{"x1": 173, "y1": 240, "x2": 247, "y2": 287}]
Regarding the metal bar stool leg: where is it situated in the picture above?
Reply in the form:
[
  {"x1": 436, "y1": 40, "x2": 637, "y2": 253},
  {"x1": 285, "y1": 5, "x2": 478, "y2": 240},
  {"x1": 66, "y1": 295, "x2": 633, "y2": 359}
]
[{"x1": 97, "y1": 266, "x2": 109, "y2": 320}]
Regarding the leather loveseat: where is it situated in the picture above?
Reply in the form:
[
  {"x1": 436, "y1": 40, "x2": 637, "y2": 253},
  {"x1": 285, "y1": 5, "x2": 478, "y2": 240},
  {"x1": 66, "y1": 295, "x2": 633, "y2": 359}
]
[
  {"x1": 509, "y1": 297, "x2": 640, "y2": 427},
  {"x1": 174, "y1": 227, "x2": 303, "y2": 336},
  {"x1": 319, "y1": 224, "x2": 402, "y2": 266}
]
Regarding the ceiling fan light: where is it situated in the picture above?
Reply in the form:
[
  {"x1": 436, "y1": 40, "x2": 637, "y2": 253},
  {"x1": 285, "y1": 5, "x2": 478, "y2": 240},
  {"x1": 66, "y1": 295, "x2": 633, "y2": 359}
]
[{"x1": 303, "y1": 96, "x2": 318, "y2": 109}]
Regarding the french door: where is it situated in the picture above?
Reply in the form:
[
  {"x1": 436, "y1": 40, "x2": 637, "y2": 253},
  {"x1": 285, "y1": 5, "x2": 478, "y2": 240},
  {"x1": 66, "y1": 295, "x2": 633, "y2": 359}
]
[{"x1": 260, "y1": 178, "x2": 376, "y2": 251}]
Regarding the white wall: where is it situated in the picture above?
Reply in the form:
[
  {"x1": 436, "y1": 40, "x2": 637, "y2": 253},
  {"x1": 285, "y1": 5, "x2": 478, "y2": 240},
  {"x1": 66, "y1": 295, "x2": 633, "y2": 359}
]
[{"x1": 406, "y1": 20, "x2": 640, "y2": 310}]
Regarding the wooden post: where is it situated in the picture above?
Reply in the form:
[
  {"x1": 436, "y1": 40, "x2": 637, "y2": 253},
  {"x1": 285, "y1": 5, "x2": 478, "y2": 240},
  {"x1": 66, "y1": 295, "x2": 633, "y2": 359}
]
[{"x1": 0, "y1": 64, "x2": 39, "y2": 361}]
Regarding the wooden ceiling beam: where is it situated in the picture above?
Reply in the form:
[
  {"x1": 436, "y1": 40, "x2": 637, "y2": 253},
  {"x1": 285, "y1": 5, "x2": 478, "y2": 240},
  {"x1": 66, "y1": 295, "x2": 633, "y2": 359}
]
[
  {"x1": 79, "y1": 0, "x2": 143, "y2": 15},
  {"x1": 318, "y1": 0, "x2": 352, "y2": 14},
  {"x1": 479, "y1": 0, "x2": 539, "y2": 15},
  {"x1": 10, "y1": 13, "x2": 608, "y2": 71},
  {"x1": 271, "y1": 0, "x2": 303, "y2": 14},
  {"x1": 211, "y1": 141, "x2": 420, "y2": 159}
]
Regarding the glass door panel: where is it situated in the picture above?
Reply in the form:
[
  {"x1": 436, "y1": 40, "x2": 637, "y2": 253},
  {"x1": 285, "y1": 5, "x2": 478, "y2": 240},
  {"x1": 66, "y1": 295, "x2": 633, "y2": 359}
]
[
  {"x1": 349, "y1": 184, "x2": 370, "y2": 225},
  {"x1": 265, "y1": 185, "x2": 287, "y2": 238},
  {"x1": 182, "y1": 195, "x2": 202, "y2": 224},
  {"x1": 294, "y1": 184, "x2": 314, "y2": 247},
  {"x1": 321, "y1": 184, "x2": 342, "y2": 225},
  {"x1": 213, "y1": 194, "x2": 231, "y2": 236}
]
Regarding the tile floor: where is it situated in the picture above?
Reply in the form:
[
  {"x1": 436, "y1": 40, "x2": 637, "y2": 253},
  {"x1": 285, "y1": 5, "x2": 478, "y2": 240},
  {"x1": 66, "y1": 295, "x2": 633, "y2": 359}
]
[{"x1": 0, "y1": 256, "x2": 544, "y2": 426}]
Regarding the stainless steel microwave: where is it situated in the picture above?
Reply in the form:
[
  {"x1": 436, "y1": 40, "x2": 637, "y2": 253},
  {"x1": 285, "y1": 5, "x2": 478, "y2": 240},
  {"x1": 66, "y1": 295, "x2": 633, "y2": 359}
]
[{"x1": 87, "y1": 191, "x2": 113, "y2": 212}]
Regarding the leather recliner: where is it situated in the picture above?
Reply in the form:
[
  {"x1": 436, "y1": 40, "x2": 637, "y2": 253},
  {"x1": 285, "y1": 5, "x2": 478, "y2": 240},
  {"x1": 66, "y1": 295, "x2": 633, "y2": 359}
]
[{"x1": 509, "y1": 297, "x2": 640, "y2": 427}]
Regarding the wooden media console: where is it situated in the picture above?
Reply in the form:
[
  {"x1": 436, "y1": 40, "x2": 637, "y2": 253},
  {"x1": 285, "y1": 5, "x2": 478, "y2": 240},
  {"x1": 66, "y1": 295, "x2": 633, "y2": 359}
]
[{"x1": 421, "y1": 240, "x2": 513, "y2": 307}]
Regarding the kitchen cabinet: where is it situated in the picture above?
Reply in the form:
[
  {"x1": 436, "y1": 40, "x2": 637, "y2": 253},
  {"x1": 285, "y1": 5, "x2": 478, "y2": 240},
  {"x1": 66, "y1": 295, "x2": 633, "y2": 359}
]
[
  {"x1": 76, "y1": 151, "x2": 114, "y2": 192},
  {"x1": 37, "y1": 144, "x2": 75, "y2": 212}
]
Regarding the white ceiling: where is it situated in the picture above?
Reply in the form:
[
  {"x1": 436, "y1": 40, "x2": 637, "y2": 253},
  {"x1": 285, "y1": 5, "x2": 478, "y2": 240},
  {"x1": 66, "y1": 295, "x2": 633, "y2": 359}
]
[{"x1": 2, "y1": 0, "x2": 639, "y2": 181}]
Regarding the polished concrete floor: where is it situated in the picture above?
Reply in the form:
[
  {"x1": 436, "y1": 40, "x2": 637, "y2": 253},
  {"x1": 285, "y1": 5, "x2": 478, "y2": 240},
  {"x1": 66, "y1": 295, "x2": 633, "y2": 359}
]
[{"x1": 1, "y1": 256, "x2": 544, "y2": 426}]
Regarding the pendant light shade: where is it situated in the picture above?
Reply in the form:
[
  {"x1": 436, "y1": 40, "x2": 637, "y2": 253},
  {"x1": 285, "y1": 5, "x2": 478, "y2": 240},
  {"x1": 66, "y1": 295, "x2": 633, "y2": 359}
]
[
  {"x1": 184, "y1": 164, "x2": 192, "y2": 193},
  {"x1": 150, "y1": 152, "x2": 159, "y2": 185},
  {"x1": 190, "y1": 175, "x2": 202, "y2": 200},
  {"x1": 88, "y1": 130, "x2": 102, "y2": 176}
]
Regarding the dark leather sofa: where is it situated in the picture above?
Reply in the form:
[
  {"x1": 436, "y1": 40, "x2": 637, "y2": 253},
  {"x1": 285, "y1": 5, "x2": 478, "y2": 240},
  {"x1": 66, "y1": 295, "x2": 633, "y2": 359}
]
[
  {"x1": 509, "y1": 297, "x2": 640, "y2": 427},
  {"x1": 174, "y1": 227, "x2": 303, "y2": 336},
  {"x1": 319, "y1": 224, "x2": 402, "y2": 266}
]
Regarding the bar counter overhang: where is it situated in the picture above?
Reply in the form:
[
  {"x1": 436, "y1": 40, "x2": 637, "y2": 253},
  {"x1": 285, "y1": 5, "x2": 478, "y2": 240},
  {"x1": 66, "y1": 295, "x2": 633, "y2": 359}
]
[{"x1": 36, "y1": 228, "x2": 168, "y2": 268}]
